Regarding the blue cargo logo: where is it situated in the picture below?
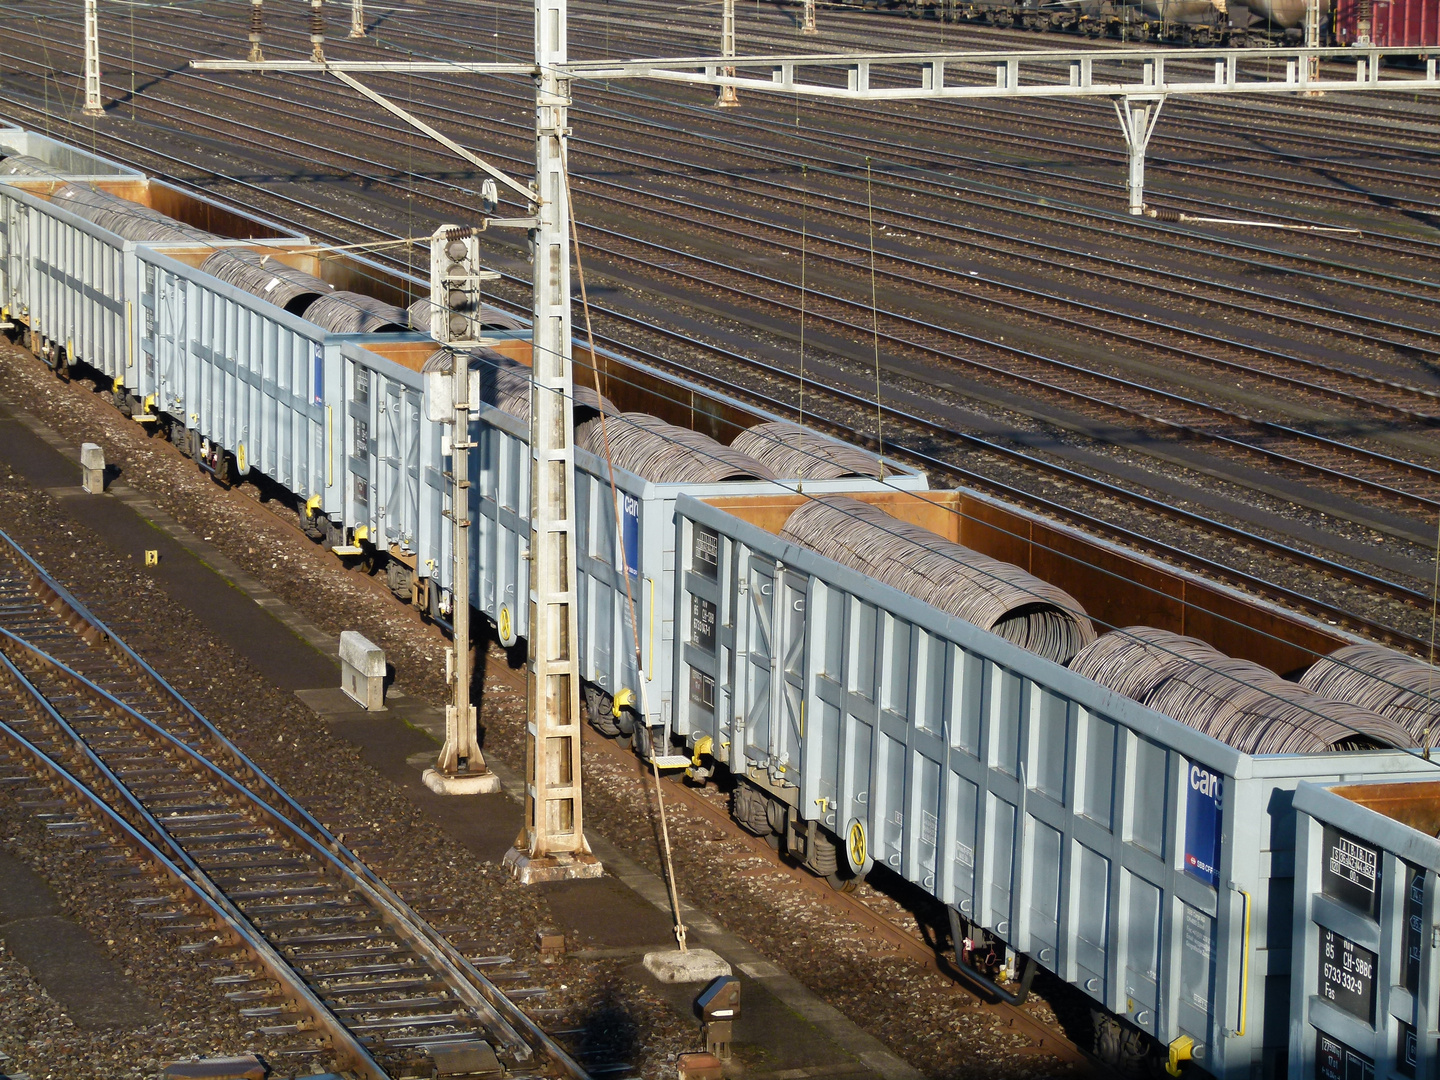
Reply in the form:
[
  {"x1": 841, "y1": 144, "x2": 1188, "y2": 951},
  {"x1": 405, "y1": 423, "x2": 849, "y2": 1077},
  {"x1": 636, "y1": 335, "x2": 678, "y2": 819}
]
[
  {"x1": 621, "y1": 493, "x2": 640, "y2": 579},
  {"x1": 1184, "y1": 765, "x2": 1223, "y2": 888}
]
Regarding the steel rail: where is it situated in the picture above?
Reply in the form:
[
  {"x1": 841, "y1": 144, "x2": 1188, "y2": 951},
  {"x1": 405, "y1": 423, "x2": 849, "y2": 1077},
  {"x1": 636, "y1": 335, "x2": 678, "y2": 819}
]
[
  {"x1": 0, "y1": 642, "x2": 389, "y2": 1078},
  {"x1": 535, "y1": 126, "x2": 1440, "y2": 386},
  {"x1": 318, "y1": 3, "x2": 1440, "y2": 232},
  {"x1": 0, "y1": 93, "x2": 1433, "y2": 650},
  {"x1": 563, "y1": 172, "x2": 1440, "y2": 413},
  {"x1": 12, "y1": 45, "x2": 1440, "y2": 523},
  {"x1": 188, "y1": 0, "x2": 1440, "y2": 216},
  {"x1": 14, "y1": 16, "x2": 1440, "y2": 338},
  {"x1": 0, "y1": 531, "x2": 592, "y2": 1079},
  {"x1": 70, "y1": 16, "x2": 1440, "y2": 393},
  {"x1": 0, "y1": 712, "x2": 391, "y2": 1074},
  {"x1": 575, "y1": 227, "x2": 1440, "y2": 523},
  {"x1": 14, "y1": 12, "x2": 1440, "y2": 303}
]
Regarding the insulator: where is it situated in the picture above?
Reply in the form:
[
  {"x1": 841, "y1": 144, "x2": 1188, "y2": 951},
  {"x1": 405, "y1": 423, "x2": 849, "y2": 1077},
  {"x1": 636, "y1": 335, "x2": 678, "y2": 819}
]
[{"x1": 310, "y1": 0, "x2": 325, "y2": 60}]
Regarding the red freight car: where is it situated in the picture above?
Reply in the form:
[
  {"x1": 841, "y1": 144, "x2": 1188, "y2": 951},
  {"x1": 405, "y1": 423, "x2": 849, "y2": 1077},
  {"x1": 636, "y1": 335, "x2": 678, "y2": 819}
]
[{"x1": 1332, "y1": 0, "x2": 1439, "y2": 47}]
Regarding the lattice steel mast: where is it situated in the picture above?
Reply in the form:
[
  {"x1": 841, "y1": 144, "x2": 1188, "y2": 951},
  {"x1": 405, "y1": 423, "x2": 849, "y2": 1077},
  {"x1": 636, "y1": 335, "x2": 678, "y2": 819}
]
[{"x1": 83, "y1": 0, "x2": 103, "y2": 116}]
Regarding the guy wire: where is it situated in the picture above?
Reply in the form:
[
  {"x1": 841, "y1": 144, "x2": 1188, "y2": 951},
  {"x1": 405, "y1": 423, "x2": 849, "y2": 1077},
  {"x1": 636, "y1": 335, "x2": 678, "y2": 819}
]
[
  {"x1": 867, "y1": 156, "x2": 884, "y2": 468},
  {"x1": 561, "y1": 146, "x2": 689, "y2": 954}
]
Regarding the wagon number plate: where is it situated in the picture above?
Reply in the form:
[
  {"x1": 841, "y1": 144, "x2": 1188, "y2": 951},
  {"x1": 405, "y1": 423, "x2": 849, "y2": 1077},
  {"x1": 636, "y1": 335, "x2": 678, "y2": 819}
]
[{"x1": 1318, "y1": 927, "x2": 1376, "y2": 1024}]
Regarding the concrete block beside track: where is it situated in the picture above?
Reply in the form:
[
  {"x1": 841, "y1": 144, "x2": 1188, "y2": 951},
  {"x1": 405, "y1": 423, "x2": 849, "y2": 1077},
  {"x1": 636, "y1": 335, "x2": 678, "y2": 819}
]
[
  {"x1": 80, "y1": 442, "x2": 104, "y2": 493},
  {"x1": 338, "y1": 630, "x2": 385, "y2": 711}
]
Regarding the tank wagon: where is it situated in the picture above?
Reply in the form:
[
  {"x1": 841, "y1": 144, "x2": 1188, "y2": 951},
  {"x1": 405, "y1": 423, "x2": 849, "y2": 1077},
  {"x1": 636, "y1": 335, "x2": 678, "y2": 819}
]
[
  {"x1": 1290, "y1": 775, "x2": 1440, "y2": 1080},
  {"x1": 671, "y1": 489, "x2": 1439, "y2": 1077},
  {"x1": 0, "y1": 129, "x2": 924, "y2": 755},
  {"x1": 5, "y1": 130, "x2": 1440, "y2": 1077}
]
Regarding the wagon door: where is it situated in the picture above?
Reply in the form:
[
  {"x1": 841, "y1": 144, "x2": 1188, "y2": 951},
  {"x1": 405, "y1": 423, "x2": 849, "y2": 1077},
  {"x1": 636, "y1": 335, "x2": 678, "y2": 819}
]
[
  {"x1": 734, "y1": 557, "x2": 806, "y2": 772},
  {"x1": 348, "y1": 365, "x2": 374, "y2": 530},
  {"x1": 735, "y1": 555, "x2": 777, "y2": 770},
  {"x1": 6, "y1": 200, "x2": 28, "y2": 318},
  {"x1": 771, "y1": 568, "x2": 807, "y2": 775},
  {"x1": 375, "y1": 375, "x2": 420, "y2": 553},
  {"x1": 148, "y1": 264, "x2": 188, "y2": 419}
]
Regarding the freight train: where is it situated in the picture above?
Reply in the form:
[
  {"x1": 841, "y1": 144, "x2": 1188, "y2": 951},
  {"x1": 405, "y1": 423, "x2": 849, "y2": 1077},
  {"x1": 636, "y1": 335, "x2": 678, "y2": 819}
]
[
  {"x1": 1, "y1": 128, "x2": 1437, "y2": 1079},
  {"x1": 840, "y1": 0, "x2": 1438, "y2": 49}
]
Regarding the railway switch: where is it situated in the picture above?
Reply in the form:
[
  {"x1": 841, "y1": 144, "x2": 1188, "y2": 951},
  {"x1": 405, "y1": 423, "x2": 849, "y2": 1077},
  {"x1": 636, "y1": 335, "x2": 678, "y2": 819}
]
[{"x1": 697, "y1": 975, "x2": 740, "y2": 1060}]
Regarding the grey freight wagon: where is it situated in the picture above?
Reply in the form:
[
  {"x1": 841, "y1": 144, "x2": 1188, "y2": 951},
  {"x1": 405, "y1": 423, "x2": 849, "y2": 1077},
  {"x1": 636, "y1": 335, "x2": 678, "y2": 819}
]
[
  {"x1": 408, "y1": 351, "x2": 930, "y2": 751},
  {"x1": 1290, "y1": 778, "x2": 1440, "y2": 1080},
  {"x1": 671, "y1": 489, "x2": 1432, "y2": 1079},
  {"x1": 0, "y1": 170, "x2": 309, "y2": 400}
]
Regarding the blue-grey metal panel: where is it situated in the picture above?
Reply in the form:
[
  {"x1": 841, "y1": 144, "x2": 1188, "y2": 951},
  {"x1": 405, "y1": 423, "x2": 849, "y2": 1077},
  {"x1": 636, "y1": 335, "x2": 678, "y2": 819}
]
[
  {"x1": 672, "y1": 492, "x2": 1432, "y2": 1080},
  {"x1": 0, "y1": 184, "x2": 136, "y2": 385},
  {"x1": 1291, "y1": 781, "x2": 1440, "y2": 1080},
  {"x1": 423, "y1": 393, "x2": 927, "y2": 741},
  {"x1": 339, "y1": 343, "x2": 427, "y2": 557},
  {"x1": 0, "y1": 130, "x2": 142, "y2": 182},
  {"x1": 139, "y1": 246, "x2": 339, "y2": 515}
]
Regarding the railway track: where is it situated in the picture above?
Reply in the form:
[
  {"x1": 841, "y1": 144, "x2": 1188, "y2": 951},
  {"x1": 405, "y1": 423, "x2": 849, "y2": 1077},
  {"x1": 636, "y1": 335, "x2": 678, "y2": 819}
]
[
  {"x1": 1, "y1": 85, "x2": 1437, "y2": 653},
  {"x1": 12, "y1": 24, "x2": 1440, "y2": 500},
  {"x1": 4, "y1": 8, "x2": 1439, "y2": 620},
  {"x1": 0, "y1": 529, "x2": 592, "y2": 1080},
  {"x1": 579, "y1": 724, "x2": 1097, "y2": 1071},
  {"x1": 19, "y1": 6, "x2": 1440, "y2": 343}
]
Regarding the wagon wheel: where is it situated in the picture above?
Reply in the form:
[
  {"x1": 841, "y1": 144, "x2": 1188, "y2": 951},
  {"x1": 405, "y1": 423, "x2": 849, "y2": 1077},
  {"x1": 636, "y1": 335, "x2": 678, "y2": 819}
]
[
  {"x1": 54, "y1": 348, "x2": 71, "y2": 383},
  {"x1": 826, "y1": 870, "x2": 860, "y2": 893}
]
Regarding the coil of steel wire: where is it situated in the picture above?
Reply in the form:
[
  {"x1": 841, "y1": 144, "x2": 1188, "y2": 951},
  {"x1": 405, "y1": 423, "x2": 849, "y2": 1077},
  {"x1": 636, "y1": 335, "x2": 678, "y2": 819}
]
[
  {"x1": 1070, "y1": 627, "x2": 1415, "y2": 753},
  {"x1": 50, "y1": 183, "x2": 221, "y2": 245},
  {"x1": 781, "y1": 496, "x2": 1095, "y2": 664},
  {"x1": 200, "y1": 247, "x2": 333, "y2": 315},
  {"x1": 302, "y1": 291, "x2": 410, "y2": 334},
  {"x1": 729, "y1": 421, "x2": 888, "y2": 480},
  {"x1": 576, "y1": 411, "x2": 776, "y2": 483},
  {"x1": 0, "y1": 152, "x2": 66, "y2": 178},
  {"x1": 1300, "y1": 643, "x2": 1440, "y2": 745}
]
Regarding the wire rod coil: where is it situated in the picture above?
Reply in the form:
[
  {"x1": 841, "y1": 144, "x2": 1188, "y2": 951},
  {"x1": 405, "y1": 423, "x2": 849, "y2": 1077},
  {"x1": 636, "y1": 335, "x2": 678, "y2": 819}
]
[
  {"x1": 50, "y1": 183, "x2": 222, "y2": 245},
  {"x1": 0, "y1": 153, "x2": 68, "y2": 178},
  {"x1": 201, "y1": 247, "x2": 333, "y2": 315},
  {"x1": 424, "y1": 349, "x2": 617, "y2": 421},
  {"x1": 730, "y1": 420, "x2": 889, "y2": 480},
  {"x1": 576, "y1": 411, "x2": 777, "y2": 484},
  {"x1": 1070, "y1": 627, "x2": 1415, "y2": 753},
  {"x1": 407, "y1": 297, "x2": 527, "y2": 336},
  {"x1": 781, "y1": 495, "x2": 1095, "y2": 664},
  {"x1": 302, "y1": 291, "x2": 409, "y2": 334},
  {"x1": 1300, "y1": 643, "x2": 1440, "y2": 745}
]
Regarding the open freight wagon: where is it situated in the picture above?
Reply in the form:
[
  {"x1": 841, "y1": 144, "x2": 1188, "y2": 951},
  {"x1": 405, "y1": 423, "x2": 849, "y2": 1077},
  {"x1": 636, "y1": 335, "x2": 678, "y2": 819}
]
[
  {"x1": 0, "y1": 126, "x2": 929, "y2": 753},
  {"x1": 396, "y1": 339, "x2": 929, "y2": 745},
  {"x1": 671, "y1": 489, "x2": 1434, "y2": 1079},
  {"x1": 1291, "y1": 778, "x2": 1440, "y2": 1080}
]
